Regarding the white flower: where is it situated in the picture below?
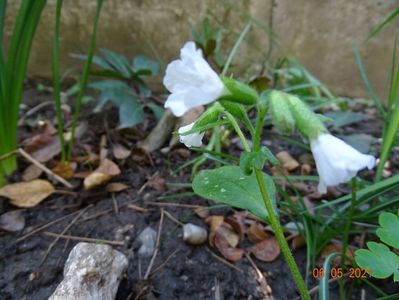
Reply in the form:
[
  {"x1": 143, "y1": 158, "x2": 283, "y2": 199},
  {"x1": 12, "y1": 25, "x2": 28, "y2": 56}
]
[
  {"x1": 178, "y1": 122, "x2": 205, "y2": 148},
  {"x1": 163, "y1": 41, "x2": 226, "y2": 117},
  {"x1": 310, "y1": 134, "x2": 376, "y2": 194}
]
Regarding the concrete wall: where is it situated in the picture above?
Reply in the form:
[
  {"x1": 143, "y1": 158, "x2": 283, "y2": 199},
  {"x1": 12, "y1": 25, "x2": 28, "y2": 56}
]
[{"x1": 4, "y1": 0, "x2": 399, "y2": 99}]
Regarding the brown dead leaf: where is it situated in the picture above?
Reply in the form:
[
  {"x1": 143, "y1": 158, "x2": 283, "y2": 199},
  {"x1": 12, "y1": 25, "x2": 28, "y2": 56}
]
[
  {"x1": 301, "y1": 163, "x2": 312, "y2": 175},
  {"x1": 24, "y1": 133, "x2": 61, "y2": 163},
  {"x1": 0, "y1": 180, "x2": 55, "y2": 207},
  {"x1": 249, "y1": 236, "x2": 281, "y2": 262},
  {"x1": 214, "y1": 232, "x2": 244, "y2": 262},
  {"x1": 194, "y1": 208, "x2": 210, "y2": 219},
  {"x1": 292, "y1": 234, "x2": 306, "y2": 250},
  {"x1": 224, "y1": 217, "x2": 244, "y2": 243},
  {"x1": 205, "y1": 215, "x2": 224, "y2": 247},
  {"x1": 22, "y1": 164, "x2": 43, "y2": 181},
  {"x1": 318, "y1": 243, "x2": 354, "y2": 267},
  {"x1": 147, "y1": 174, "x2": 166, "y2": 191},
  {"x1": 217, "y1": 224, "x2": 240, "y2": 248},
  {"x1": 84, "y1": 159, "x2": 121, "y2": 190},
  {"x1": 113, "y1": 143, "x2": 131, "y2": 160},
  {"x1": 106, "y1": 182, "x2": 129, "y2": 192},
  {"x1": 52, "y1": 161, "x2": 76, "y2": 179},
  {"x1": 276, "y1": 151, "x2": 300, "y2": 172},
  {"x1": 248, "y1": 222, "x2": 270, "y2": 243}
]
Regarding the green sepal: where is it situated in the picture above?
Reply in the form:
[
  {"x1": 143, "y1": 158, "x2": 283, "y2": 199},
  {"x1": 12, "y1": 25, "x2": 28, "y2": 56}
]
[
  {"x1": 193, "y1": 103, "x2": 224, "y2": 128},
  {"x1": 219, "y1": 76, "x2": 258, "y2": 105},
  {"x1": 239, "y1": 146, "x2": 279, "y2": 175},
  {"x1": 267, "y1": 90, "x2": 296, "y2": 134},
  {"x1": 219, "y1": 100, "x2": 254, "y2": 134},
  {"x1": 288, "y1": 94, "x2": 328, "y2": 140}
]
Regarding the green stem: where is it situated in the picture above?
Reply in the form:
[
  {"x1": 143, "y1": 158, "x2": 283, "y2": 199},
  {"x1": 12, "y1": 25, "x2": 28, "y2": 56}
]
[
  {"x1": 339, "y1": 178, "x2": 357, "y2": 298},
  {"x1": 225, "y1": 112, "x2": 251, "y2": 152},
  {"x1": 254, "y1": 169, "x2": 310, "y2": 300},
  {"x1": 66, "y1": 0, "x2": 103, "y2": 160},
  {"x1": 228, "y1": 109, "x2": 310, "y2": 299}
]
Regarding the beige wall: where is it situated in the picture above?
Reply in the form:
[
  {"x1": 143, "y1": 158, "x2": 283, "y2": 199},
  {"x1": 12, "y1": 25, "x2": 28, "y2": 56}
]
[{"x1": 5, "y1": 0, "x2": 399, "y2": 99}]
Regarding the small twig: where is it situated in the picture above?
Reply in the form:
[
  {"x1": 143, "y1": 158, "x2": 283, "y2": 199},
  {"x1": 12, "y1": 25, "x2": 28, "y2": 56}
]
[
  {"x1": 138, "y1": 171, "x2": 159, "y2": 195},
  {"x1": 127, "y1": 204, "x2": 149, "y2": 213},
  {"x1": 18, "y1": 148, "x2": 73, "y2": 189},
  {"x1": 16, "y1": 210, "x2": 81, "y2": 243},
  {"x1": 41, "y1": 206, "x2": 91, "y2": 265},
  {"x1": 149, "y1": 248, "x2": 180, "y2": 277},
  {"x1": 205, "y1": 247, "x2": 243, "y2": 273},
  {"x1": 144, "y1": 208, "x2": 164, "y2": 279},
  {"x1": 43, "y1": 231, "x2": 125, "y2": 246},
  {"x1": 112, "y1": 193, "x2": 119, "y2": 214},
  {"x1": 163, "y1": 210, "x2": 184, "y2": 226},
  {"x1": 0, "y1": 149, "x2": 18, "y2": 161},
  {"x1": 146, "y1": 201, "x2": 202, "y2": 209},
  {"x1": 245, "y1": 252, "x2": 272, "y2": 295}
]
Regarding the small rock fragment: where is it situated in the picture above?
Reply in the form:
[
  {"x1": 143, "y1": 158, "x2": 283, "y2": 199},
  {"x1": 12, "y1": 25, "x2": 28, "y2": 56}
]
[
  {"x1": 48, "y1": 242, "x2": 128, "y2": 300},
  {"x1": 0, "y1": 210, "x2": 25, "y2": 232},
  {"x1": 276, "y1": 151, "x2": 300, "y2": 171},
  {"x1": 183, "y1": 223, "x2": 208, "y2": 245},
  {"x1": 136, "y1": 226, "x2": 157, "y2": 258}
]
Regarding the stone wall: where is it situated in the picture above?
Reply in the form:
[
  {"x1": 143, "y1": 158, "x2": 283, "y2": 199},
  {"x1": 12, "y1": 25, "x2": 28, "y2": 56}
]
[{"x1": 4, "y1": 0, "x2": 399, "y2": 99}]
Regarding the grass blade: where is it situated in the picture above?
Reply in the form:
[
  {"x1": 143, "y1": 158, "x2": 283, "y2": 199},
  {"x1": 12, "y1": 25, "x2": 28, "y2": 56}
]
[
  {"x1": 221, "y1": 21, "x2": 252, "y2": 76},
  {"x1": 52, "y1": 0, "x2": 66, "y2": 161},
  {"x1": 365, "y1": 7, "x2": 399, "y2": 42},
  {"x1": 319, "y1": 252, "x2": 340, "y2": 300},
  {"x1": 353, "y1": 44, "x2": 385, "y2": 118},
  {"x1": 67, "y1": 0, "x2": 103, "y2": 160}
]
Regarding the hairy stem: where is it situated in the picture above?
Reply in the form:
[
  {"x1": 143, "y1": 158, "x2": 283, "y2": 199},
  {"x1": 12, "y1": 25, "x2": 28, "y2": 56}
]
[{"x1": 339, "y1": 178, "x2": 357, "y2": 298}]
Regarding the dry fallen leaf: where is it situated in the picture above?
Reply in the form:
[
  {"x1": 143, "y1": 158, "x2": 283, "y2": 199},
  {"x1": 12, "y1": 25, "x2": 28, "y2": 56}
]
[
  {"x1": 24, "y1": 134, "x2": 60, "y2": 163},
  {"x1": 52, "y1": 161, "x2": 76, "y2": 179},
  {"x1": 147, "y1": 174, "x2": 166, "y2": 191},
  {"x1": 276, "y1": 151, "x2": 300, "y2": 172},
  {"x1": 248, "y1": 222, "x2": 270, "y2": 243},
  {"x1": 0, "y1": 210, "x2": 25, "y2": 232},
  {"x1": 249, "y1": 236, "x2": 281, "y2": 262},
  {"x1": 0, "y1": 180, "x2": 55, "y2": 207},
  {"x1": 84, "y1": 159, "x2": 121, "y2": 190},
  {"x1": 292, "y1": 234, "x2": 306, "y2": 250},
  {"x1": 106, "y1": 182, "x2": 129, "y2": 192},
  {"x1": 318, "y1": 243, "x2": 354, "y2": 267},
  {"x1": 217, "y1": 224, "x2": 240, "y2": 248},
  {"x1": 112, "y1": 143, "x2": 131, "y2": 160},
  {"x1": 214, "y1": 232, "x2": 244, "y2": 262},
  {"x1": 205, "y1": 215, "x2": 224, "y2": 247},
  {"x1": 22, "y1": 164, "x2": 43, "y2": 181}
]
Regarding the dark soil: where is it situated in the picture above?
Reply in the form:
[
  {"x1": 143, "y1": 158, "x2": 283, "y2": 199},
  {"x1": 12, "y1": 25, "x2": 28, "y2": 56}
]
[{"x1": 1, "y1": 84, "x2": 399, "y2": 300}]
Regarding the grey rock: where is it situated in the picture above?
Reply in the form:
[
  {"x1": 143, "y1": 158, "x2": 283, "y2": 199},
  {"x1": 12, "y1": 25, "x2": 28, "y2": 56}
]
[
  {"x1": 136, "y1": 226, "x2": 157, "y2": 258},
  {"x1": 48, "y1": 242, "x2": 128, "y2": 300}
]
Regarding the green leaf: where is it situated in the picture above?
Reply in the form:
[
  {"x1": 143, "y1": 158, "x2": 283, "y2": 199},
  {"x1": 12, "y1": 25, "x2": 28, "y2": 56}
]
[
  {"x1": 239, "y1": 147, "x2": 278, "y2": 175},
  {"x1": 192, "y1": 166, "x2": 277, "y2": 221},
  {"x1": 133, "y1": 55, "x2": 159, "y2": 76},
  {"x1": 324, "y1": 111, "x2": 368, "y2": 128},
  {"x1": 220, "y1": 76, "x2": 258, "y2": 105},
  {"x1": 146, "y1": 102, "x2": 164, "y2": 121},
  {"x1": 376, "y1": 212, "x2": 399, "y2": 249},
  {"x1": 99, "y1": 48, "x2": 131, "y2": 78},
  {"x1": 366, "y1": 7, "x2": 399, "y2": 41},
  {"x1": 340, "y1": 133, "x2": 374, "y2": 153},
  {"x1": 355, "y1": 242, "x2": 399, "y2": 279},
  {"x1": 119, "y1": 95, "x2": 144, "y2": 128}
]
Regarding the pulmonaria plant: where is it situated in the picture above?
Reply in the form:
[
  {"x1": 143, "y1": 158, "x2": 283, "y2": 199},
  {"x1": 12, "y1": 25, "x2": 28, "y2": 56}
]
[
  {"x1": 163, "y1": 41, "x2": 227, "y2": 116},
  {"x1": 162, "y1": 42, "x2": 376, "y2": 300}
]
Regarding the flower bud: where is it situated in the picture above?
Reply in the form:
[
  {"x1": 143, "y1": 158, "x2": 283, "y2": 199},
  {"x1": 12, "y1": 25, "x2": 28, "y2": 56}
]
[
  {"x1": 219, "y1": 76, "x2": 258, "y2": 105},
  {"x1": 193, "y1": 103, "x2": 223, "y2": 128},
  {"x1": 267, "y1": 90, "x2": 296, "y2": 134},
  {"x1": 288, "y1": 94, "x2": 328, "y2": 140}
]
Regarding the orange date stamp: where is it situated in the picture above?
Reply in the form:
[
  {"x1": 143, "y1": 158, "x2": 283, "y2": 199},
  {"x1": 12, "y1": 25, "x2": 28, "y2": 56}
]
[{"x1": 312, "y1": 267, "x2": 372, "y2": 279}]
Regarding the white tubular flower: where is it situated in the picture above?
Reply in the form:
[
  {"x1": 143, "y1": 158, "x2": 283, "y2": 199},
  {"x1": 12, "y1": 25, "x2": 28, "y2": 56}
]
[
  {"x1": 310, "y1": 134, "x2": 376, "y2": 194},
  {"x1": 163, "y1": 41, "x2": 226, "y2": 117},
  {"x1": 178, "y1": 122, "x2": 205, "y2": 148}
]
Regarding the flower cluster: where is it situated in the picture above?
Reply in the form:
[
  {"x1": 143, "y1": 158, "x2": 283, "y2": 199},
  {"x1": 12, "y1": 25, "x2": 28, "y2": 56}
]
[{"x1": 163, "y1": 41, "x2": 376, "y2": 193}]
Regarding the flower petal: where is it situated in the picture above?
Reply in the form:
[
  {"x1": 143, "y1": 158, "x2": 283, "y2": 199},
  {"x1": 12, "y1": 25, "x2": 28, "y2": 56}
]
[
  {"x1": 163, "y1": 41, "x2": 226, "y2": 117},
  {"x1": 178, "y1": 122, "x2": 205, "y2": 148},
  {"x1": 310, "y1": 134, "x2": 376, "y2": 193}
]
